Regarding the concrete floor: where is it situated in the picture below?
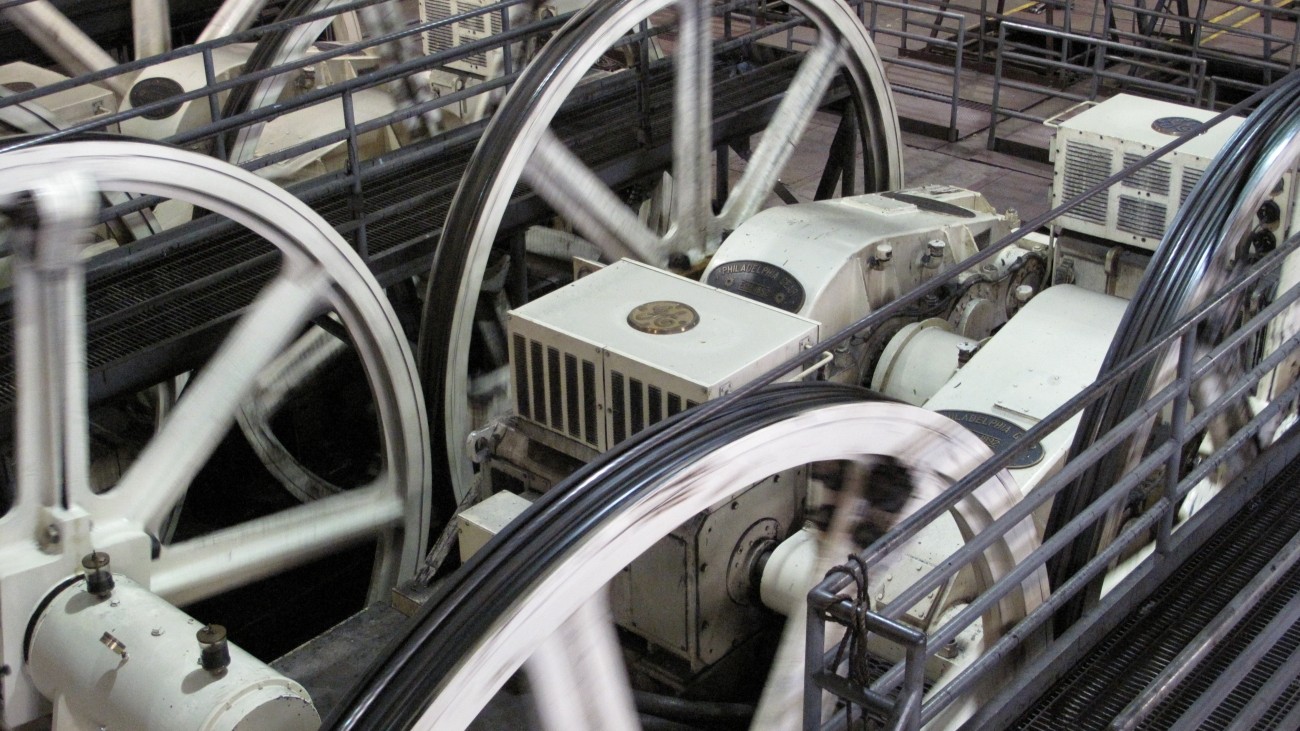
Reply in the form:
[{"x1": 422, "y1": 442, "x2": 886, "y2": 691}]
[{"x1": 765, "y1": 111, "x2": 1055, "y2": 223}]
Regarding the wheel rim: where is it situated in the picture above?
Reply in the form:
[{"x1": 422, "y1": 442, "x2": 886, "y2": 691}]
[
  {"x1": 1045, "y1": 75, "x2": 1300, "y2": 631},
  {"x1": 419, "y1": 0, "x2": 905, "y2": 502},
  {"x1": 0, "y1": 140, "x2": 430, "y2": 607},
  {"x1": 328, "y1": 387, "x2": 1045, "y2": 729}
]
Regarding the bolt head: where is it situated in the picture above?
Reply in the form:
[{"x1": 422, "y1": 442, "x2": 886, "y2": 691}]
[
  {"x1": 196, "y1": 624, "x2": 227, "y2": 645},
  {"x1": 81, "y1": 551, "x2": 110, "y2": 570}
]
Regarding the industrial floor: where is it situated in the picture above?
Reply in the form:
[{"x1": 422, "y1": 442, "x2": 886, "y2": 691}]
[{"x1": 770, "y1": 113, "x2": 1055, "y2": 221}]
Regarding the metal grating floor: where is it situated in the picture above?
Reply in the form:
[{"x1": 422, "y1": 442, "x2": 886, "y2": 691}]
[{"x1": 1010, "y1": 458, "x2": 1300, "y2": 730}]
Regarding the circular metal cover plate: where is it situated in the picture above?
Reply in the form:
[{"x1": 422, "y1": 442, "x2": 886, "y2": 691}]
[
  {"x1": 129, "y1": 77, "x2": 185, "y2": 120},
  {"x1": 1151, "y1": 116, "x2": 1202, "y2": 136},
  {"x1": 627, "y1": 300, "x2": 699, "y2": 334}
]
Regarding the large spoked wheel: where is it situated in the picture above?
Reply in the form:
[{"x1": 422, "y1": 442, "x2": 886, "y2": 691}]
[
  {"x1": 0, "y1": 140, "x2": 429, "y2": 607},
  {"x1": 420, "y1": 0, "x2": 905, "y2": 501},
  {"x1": 1, "y1": 0, "x2": 273, "y2": 99},
  {"x1": 1046, "y1": 77, "x2": 1300, "y2": 631},
  {"x1": 329, "y1": 388, "x2": 1045, "y2": 729}
]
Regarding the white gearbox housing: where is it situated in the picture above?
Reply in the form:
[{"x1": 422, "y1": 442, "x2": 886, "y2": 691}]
[
  {"x1": 922, "y1": 285, "x2": 1128, "y2": 507},
  {"x1": 702, "y1": 185, "x2": 1017, "y2": 339},
  {"x1": 506, "y1": 259, "x2": 818, "y2": 451}
]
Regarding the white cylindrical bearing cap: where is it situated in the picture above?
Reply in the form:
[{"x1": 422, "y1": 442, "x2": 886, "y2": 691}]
[
  {"x1": 26, "y1": 575, "x2": 319, "y2": 731},
  {"x1": 759, "y1": 527, "x2": 821, "y2": 616}
]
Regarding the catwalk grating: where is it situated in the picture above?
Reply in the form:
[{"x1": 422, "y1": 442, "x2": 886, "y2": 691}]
[
  {"x1": 1010, "y1": 456, "x2": 1300, "y2": 730},
  {"x1": 0, "y1": 52, "x2": 820, "y2": 423}
]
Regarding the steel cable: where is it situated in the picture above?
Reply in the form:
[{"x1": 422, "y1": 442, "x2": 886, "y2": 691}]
[{"x1": 1045, "y1": 69, "x2": 1300, "y2": 634}]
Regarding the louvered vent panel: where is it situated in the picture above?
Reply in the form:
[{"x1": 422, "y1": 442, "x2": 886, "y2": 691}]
[
  {"x1": 512, "y1": 334, "x2": 529, "y2": 419},
  {"x1": 611, "y1": 371, "x2": 627, "y2": 445},
  {"x1": 420, "y1": 0, "x2": 502, "y2": 70},
  {"x1": 629, "y1": 378, "x2": 645, "y2": 436},
  {"x1": 648, "y1": 386, "x2": 664, "y2": 426},
  {"x1": 1117, "y1": 196, "x2": 1167, "y2": 240},
  {"x1": 1061, "y1": 140, "x2": 1113, "y2": 224},
  {"x1": 667, "y1": 393, "x2": 683, "y2": 417},
  {"x1": 546, "y1": 347, "x2": 563, "y2": 430},
  {"x1": 582, "y1": 360, "x2": 597, "y2": 446},
  {"x1": 511, "y1": 338, "x2": 600, "y2": 448},
  {"x1": 1121, "y1": 153, "x2": 1172, "y2": 195},
  {"x1": 564, "y1": 354, "x2": 580, "y2": 439},
  {"x1": 529, "y1": 340, "x2": 545, "y2": 421},
  {"x1": 421, "y1": 0, "x2": 455, "y2": 56},
  {"x1": 1181, "y1": 167, "x2": 1204, "y2": 205}
]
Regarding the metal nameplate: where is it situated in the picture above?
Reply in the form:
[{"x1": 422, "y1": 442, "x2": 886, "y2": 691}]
[
  {"x1": 937, "y1": 409, "x2": 1045, "y2": 469},
  {"x1": 707, "y1": 260, "x2": 805, "y2": 313}
]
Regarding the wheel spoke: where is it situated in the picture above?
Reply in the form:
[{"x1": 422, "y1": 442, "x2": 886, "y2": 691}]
[
  {"x1": 150, "y1": 480, "x2": 404, "y2": 605},
  {"x1": 2, "y1": 2, "x2": 128, "y2": 97},
  {"x1": 197, "y1": 0, "x2": 270, "y2": 42},
  {"x1": 523, "y1": 129, "x2": 665, "y2": 264},
  {"x1": 525, "y1": 593, "x2": 640, "y2": 731},
  {"x1": 102, "y1": 266, "x2": 331, "y2": 532},
  {"x1": 131, "y1": 0, "x2": 173, "y2": 58},
  {"x1": 11, "y1": 172, "x2": 97, "y2": 517},
  {"x1": 667, "y1": 0, "x2": 714, "y2": 255},
  {"x1": 719, "y1": 34, "x2": 845, "y2": 231}
]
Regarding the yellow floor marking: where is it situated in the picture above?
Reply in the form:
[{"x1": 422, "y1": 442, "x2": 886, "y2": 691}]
[{"x1": 1204, "y1": 0, "x2": 1293, "y2": 43}]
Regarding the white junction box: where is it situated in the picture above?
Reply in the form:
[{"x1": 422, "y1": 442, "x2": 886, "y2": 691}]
[
  {"x1": 1051, "y1": 94, "x2": 1250, "y2": 250},
  {"x1": 420, "y1": 0, "x2": 501, "y2": 75},
  {"x1": 507, "y1": 259, "x2": 819, "y2": 451}
]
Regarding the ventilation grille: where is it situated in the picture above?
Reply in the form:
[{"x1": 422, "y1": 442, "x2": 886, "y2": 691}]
[
  {"x1": 1181, "y1": 167, "x2": 1204, "y2": 205},
  {"x1": 1121, "y1": 153, "x2": 1172, "y2": 195},
  {"x1": 1117, "y1": 195, "x2": 1167, "y2": 240},
  {"x1": 607, "y1": 371, "x2": 698, "y2": 447},
  {"x1": 512, "y1": 336, "x2": 599, "y2": 448},
  {"x1": 421, "y1": 0, "x2": 502, "y2": 70},
  {"x1": 1061, "y1": 140, "x2": 1113, "y2": 224},
  {"x1": 422, "y1": 0, "x2": 456, "y2": 57}
]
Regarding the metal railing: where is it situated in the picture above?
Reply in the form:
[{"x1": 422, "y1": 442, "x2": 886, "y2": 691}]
[
  {"x1": 0, "y1": 0, "x2": 546, "y2": 249},
  {"x1": 801, "y1": 78, "x2": 1300, "y2": 729},
  {"x1": 864, "y1": 0, "x2": 971, "y2": 140},
  {"x1": 986, "y1": 20, "x2": 1206, "y2": 150}
]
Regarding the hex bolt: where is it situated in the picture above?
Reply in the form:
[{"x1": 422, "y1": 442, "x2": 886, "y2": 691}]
[
  {"x1": 871, "y1": 243, "x2": 894, "y2": 269},
  {"x1": 81, "y1": 552, "x2": 114, "y2": 598},
  {"x1": 197, "y1": 624, "x2": 231, "y2": 677},
  {"x1": 1014, "y1": 284, "x2": 1035, "y2": 304},
  {"x1": 924, "y1": 240, "x2": 946, "y2": 268},
  {"x1": 957, "y1": 340, "x2": 979, "y2": 366}
]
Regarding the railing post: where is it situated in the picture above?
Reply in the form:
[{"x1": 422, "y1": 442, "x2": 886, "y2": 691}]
[
  {"x1": 342, "y1": 87, "x2": 368, "y2": 260},
  {"x1": 203, "y1": 48, "x2": 227, "y2": 161},
  {"x1": 501, "y1": 5, "x2": 513, "y2": 76},
  {"x1": 1158, "y1": 330, "x2": 1196, "y2": 555},
  {"x1": 951, "y1": 17, "x2": 965, "y2": 140},
  {"x1": 986, "y1": 22, "x2": 1007, "y2": 150},
  {"x1": 804, "y1": 604, "x2": 827, "y2": 731}
]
